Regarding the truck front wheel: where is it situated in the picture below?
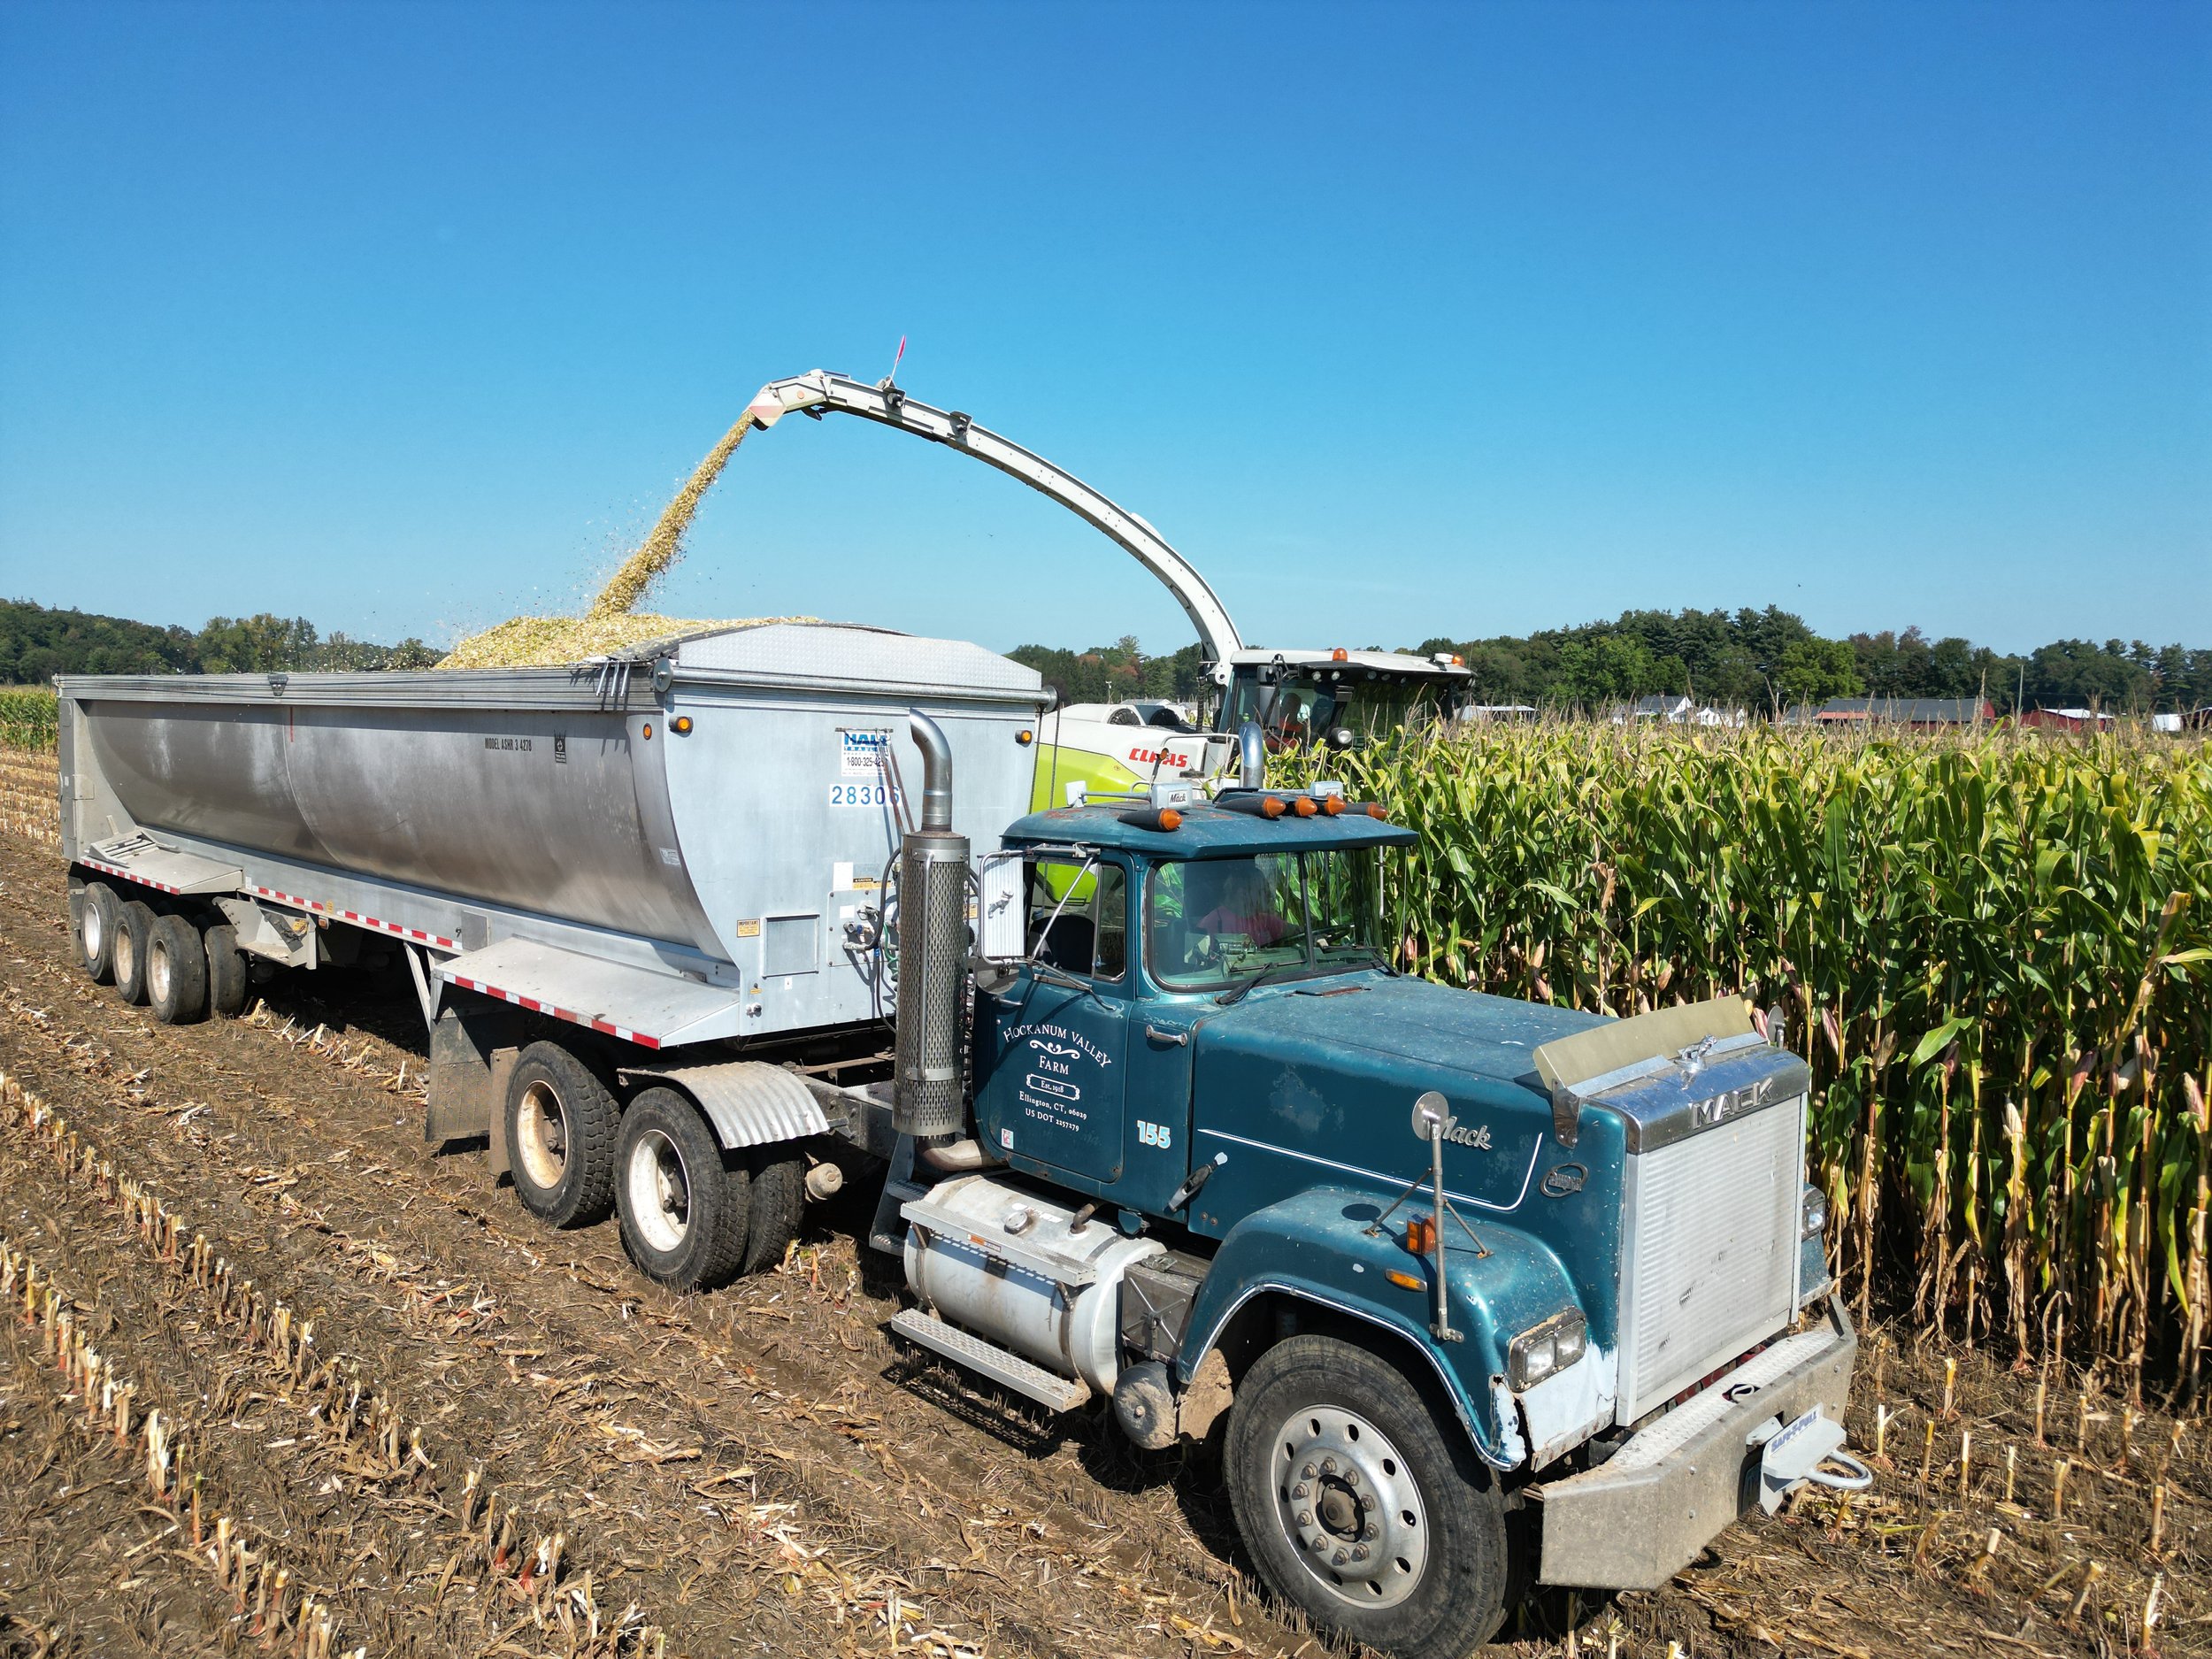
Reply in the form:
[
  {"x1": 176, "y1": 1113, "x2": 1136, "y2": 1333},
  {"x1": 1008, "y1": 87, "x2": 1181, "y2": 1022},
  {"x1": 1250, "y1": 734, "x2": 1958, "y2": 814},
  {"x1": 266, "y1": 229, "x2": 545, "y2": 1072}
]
[
  {"x1": 614, "y1": 1089, "x2": 750, "y2": 1291},
  {"x1": 503, "y1": 1041, "x2": 618, "y2": 1227},
  {"x1": 1225, "y1": 1334, "x2": 1510, "y2": 1659}
]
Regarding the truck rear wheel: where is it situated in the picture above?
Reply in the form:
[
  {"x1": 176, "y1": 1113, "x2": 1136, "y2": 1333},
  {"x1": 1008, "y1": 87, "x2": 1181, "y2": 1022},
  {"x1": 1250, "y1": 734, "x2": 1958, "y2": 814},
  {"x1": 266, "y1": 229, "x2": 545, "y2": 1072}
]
[
  {"x1": 743, "y1": 1143, "x2": 807, "y2": 1274},
  {"x1": 77, "y1": 883, "x2": 119, "y2": 983},
  {"x1": 1225, "y1": 1334, "x2": 1510, "y2": 1659},
  {"x1": 113, "y1": 900, "x2": 157, "y2": 1005},
  {"x1": 147, "y1": 913, "x2": 209, "y2": 1024},
  {"x1": 503, "y1": 1041, "x2": 618, "y2": 1228},
  {"x1": 204, "y1": 924, "x2": 250, "y2": 1018},
  {"x1": 614, "y1": 1088, "x2": 751, "y2": 1291}
]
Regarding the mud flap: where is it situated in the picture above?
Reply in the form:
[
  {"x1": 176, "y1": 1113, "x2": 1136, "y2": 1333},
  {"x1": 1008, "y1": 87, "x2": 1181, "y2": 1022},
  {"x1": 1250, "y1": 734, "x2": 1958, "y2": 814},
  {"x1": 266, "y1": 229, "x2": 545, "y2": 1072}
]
[{"x1": 425, "y1": 1004, "x2": 523, "y2": 1150}]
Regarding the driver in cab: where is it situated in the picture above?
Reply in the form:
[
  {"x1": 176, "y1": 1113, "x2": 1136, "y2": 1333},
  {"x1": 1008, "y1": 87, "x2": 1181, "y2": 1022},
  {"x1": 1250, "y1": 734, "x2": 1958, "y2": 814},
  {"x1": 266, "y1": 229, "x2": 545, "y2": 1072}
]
[{"x1": 1188, "y1": 860, "x2": 1287, "y2": 949}]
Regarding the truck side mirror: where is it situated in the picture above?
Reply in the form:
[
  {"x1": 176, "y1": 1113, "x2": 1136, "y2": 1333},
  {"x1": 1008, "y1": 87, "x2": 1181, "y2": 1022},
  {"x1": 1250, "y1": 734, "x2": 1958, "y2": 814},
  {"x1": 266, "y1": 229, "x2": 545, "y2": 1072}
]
[{"x1": 977, "y1": 851, "x2": 1027, "y2": 966}]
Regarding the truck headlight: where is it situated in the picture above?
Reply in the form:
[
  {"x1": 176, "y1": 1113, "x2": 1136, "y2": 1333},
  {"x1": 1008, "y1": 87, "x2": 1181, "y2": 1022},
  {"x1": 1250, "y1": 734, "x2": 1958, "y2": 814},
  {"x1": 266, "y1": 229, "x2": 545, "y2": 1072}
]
[
  {"x1": 1801, "y1": 1184, "x2": 1829, "y2": 1240},
  {"x1": 1507, "y1": 1310, "x2": 1588, "y2": 1390}
]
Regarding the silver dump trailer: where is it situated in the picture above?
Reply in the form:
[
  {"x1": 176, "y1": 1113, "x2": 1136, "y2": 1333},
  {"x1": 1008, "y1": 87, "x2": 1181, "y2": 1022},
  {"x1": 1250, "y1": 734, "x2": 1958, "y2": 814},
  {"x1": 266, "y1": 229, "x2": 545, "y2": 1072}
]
[{"x1": 58, "y1": 620, "x2": 1047, "y2": 1272}]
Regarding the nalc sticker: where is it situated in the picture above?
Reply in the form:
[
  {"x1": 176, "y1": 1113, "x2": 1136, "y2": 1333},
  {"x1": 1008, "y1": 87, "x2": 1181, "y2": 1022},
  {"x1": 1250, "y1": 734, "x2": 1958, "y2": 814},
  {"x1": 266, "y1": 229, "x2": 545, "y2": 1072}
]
[{"x1": 838, "y1": 728, "x2": 891, "y2": 777}]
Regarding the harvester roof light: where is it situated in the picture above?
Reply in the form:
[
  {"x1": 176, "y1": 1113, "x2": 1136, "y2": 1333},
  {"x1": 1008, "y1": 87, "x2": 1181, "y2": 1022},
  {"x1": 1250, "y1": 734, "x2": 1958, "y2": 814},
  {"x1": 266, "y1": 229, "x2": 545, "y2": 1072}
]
[{"x1": 1332, "y1": 648, "x2": 1349, "y2": 662}]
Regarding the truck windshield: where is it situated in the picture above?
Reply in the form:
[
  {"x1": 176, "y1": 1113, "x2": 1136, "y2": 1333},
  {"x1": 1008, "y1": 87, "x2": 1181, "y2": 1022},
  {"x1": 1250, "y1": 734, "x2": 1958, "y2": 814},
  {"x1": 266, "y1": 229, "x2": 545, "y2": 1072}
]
[
  {"x1": 1220, "y1": 671, "x2": 1456, "y2": 746},
  {"x1": 1146, "y1": 849, "x2": 1388, "y2": 991}
]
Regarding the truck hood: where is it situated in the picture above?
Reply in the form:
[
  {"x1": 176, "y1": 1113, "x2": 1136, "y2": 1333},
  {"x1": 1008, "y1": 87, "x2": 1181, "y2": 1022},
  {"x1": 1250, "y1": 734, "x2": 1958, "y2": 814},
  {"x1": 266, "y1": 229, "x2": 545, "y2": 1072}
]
[{"x1": 1189, "y1": 975, "x2": 1610, "y2": 1216}]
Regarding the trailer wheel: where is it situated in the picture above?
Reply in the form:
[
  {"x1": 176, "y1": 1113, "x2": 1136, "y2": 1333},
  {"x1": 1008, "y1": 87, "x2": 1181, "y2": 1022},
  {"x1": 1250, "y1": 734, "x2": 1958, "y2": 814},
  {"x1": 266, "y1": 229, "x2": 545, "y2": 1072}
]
[
  {"x1": 204, "y1": 924, "x2": 250, "y2": 1018},
  {"x1": 77, "y1": 883, "x2": 119, "y2": 983},
  {"x1": 113, "y1": 900, "x2": 157, "y2": 1005},
  {"x1": 1225, "y1": 1334, "x2": 1510, "y2": 1659},
  {"x1": 742, "y1": 1144, "x2": 807, "y2": 1275},
  {"x1": 147, "y1": 913, "x2": 209, "y2": 1025},
  {"x1": 503, "y1": 1041, "x2": 619, "y2": 1228},
  {"x1": 614, "y1": 1088, "x2": 751, "y2": 1291}
]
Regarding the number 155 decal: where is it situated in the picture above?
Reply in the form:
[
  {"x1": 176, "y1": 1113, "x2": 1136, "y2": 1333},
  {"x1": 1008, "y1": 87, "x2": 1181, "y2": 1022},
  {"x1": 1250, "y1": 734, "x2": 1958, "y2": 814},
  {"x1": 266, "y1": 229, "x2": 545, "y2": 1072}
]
[{"x1": 1136, "y1": 1119, "x2": 1173, "y2": 1149}]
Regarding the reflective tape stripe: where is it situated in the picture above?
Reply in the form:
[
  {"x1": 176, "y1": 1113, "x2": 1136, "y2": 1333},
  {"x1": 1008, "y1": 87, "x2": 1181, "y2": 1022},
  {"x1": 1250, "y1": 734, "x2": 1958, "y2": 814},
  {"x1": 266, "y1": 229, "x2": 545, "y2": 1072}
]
[
  {"x1": 250, "y1": 887, "x2": 457, "y2": 950},
  {"x1": 444, "y1": 974, "x2": 661, "y2": 1049},
  {"x1": 81, "y1": 857, "x2": 182, "y2": 895}
]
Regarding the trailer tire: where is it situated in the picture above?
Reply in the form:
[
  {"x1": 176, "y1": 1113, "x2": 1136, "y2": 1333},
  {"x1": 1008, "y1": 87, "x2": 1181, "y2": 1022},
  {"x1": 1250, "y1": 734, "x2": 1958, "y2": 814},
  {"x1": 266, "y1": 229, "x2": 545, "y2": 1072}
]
[
  {"x1": 147, "y1": 912, "x2": 209, "y2": 1025},
  {"x1": 204, "y1": 925, "x2": 250, "y2": 1018},
  {"x1": 742, "y1": 1143, "x2": 807, "y2": 1275},
  {"x1": 113, "y1": 900, "x2": 157, "y2": 1005},
  {"x1": 503, "y1": 1041, "x2": 619, "y2": 1228},
  {"x1": 77, "y1": 883, "x2": 119, "y2": 983},
  {"x1": 1225, "y1": 1334, "x2": 1509, "y2": 1659},
  {"x1": 614, "y1": 1088, "x2": 751, "y2": 1292}
]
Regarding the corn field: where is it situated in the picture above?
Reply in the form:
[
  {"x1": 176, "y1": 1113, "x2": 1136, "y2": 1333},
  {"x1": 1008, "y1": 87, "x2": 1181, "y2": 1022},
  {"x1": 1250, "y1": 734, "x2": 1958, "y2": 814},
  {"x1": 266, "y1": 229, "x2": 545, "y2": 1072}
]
[
  {"x1": 0, "y1": 686, "x2": 58, "y2": 749},
  {"x1": 1286, "y1": 726, "x2": 2212, "y2": 1399}
]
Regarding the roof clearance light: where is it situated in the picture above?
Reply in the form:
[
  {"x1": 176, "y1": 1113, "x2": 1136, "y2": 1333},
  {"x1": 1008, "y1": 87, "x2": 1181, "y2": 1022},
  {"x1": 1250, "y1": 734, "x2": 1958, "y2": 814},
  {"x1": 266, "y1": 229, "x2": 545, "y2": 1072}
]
[
  {"x1": 1260, "y1": 795, "x2": 1287, "y2": 819},
  {"x1": 1320, "y1": 795, "x2": 1346, "y2": 816},
  {"x1": 1291, "y1": 795, "x2": 1318, "y2": 818},
  {"x1": 1332, "y1": 648, "x2": 1349, "y2": 662},
  {"x1": 1116, "y1": 807, "x2": 1183, "y2": 833}
]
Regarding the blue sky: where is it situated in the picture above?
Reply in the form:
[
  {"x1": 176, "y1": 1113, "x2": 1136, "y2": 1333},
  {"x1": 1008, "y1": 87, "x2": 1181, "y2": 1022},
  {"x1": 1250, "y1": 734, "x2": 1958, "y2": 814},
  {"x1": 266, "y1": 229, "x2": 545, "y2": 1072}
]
[{"x1": 2, "y1": 2, "x2": 2206, "y2": 657}]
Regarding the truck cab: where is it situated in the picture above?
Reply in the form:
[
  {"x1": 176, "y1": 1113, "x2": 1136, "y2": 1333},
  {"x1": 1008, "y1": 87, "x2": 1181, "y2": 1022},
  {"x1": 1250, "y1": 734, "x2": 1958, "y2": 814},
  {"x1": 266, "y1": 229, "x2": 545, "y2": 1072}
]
[{"x1": 891, "y1": 780, "x2": 1860, "y2": 1658}]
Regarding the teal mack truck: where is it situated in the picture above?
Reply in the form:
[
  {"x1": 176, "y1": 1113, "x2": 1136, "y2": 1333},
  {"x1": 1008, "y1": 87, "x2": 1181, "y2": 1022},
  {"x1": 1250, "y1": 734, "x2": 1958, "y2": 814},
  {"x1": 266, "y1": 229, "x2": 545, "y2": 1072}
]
[{"x1": 60, "y1": 627, "x2": 1865, "y2": 1659}]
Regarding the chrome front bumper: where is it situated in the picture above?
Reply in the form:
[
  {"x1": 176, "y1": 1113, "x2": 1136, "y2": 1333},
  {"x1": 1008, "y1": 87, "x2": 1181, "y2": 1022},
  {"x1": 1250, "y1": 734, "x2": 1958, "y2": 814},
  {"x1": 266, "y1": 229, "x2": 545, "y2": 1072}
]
[{"x1": 1535, "y1": 1300, "x2": 1858, "y2": 1590}]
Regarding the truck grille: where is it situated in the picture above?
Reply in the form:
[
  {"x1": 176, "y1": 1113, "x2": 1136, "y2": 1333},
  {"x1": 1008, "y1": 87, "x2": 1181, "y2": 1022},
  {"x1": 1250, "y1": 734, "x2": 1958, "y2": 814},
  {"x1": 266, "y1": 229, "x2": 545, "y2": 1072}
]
[{"x1": 1617, "y1": 1093, "x2": 1805, "y2": 1423}]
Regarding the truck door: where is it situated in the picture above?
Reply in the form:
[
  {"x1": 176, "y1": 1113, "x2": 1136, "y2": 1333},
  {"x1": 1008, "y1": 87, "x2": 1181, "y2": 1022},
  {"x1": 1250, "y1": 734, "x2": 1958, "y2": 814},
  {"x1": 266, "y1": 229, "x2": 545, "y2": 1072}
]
[{"x1": 974, "y1": 856, "x2": 1132, "y2": 1193}]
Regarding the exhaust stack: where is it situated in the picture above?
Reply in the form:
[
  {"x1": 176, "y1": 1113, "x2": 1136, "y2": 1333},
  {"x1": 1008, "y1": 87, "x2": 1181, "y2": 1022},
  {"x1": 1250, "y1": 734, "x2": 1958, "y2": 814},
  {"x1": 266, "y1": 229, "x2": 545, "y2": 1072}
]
[
  {"x1": 894, "y1": 710, "x2": 970, "y2": 1138},
  {"x1": 1238, "y1": 720, "x2": 1266, "y2": 790}
]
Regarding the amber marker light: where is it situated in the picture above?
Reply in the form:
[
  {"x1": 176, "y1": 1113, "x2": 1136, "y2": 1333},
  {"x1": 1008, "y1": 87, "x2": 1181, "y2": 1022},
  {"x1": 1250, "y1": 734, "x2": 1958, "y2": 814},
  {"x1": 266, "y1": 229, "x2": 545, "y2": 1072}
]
[
  {"x1": 1385, "y1": 1269, "x2": 1424, "y2": 1292},
  {"x1": 1320, "y1": 795, "x2": 1346, "y2": 815},
  {"x1": 641, "y1": 722, "x2": 654, "y2": 740},
  {"x1": 1332, "y1": 647, "x2": 1349, "y2": 662},
  {"x1": 1016, "y1": 728, "x2": 1035, "y2": 746},
  {"x1": 1291, "y1": 795, "x2": 1317, "y2": 818},
  {"x1": 672, "y1": 716, "x2": 694, "y2": 735},
  {"x1": 1261, "y1": 795, "x2": 1287, "y2": 818},
  {"x1": 1404, "y1": 1215, "x2": 1437, "y2": 1256}
]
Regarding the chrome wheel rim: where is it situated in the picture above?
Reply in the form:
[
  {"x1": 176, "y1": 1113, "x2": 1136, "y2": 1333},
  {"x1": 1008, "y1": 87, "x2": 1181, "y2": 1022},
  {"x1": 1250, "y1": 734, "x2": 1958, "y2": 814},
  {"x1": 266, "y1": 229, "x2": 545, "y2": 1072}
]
[
  {"x1": 82, "y1": 904, "x2": 104, "y2": 959},
  {"x1": 148, "y1": 939, "x2": 171, "y2": 1004},
  {"x1": 626, "y1": 1128, "x2": 690, "y2": 1253},
  {"x1": 113, "y1": 926, "x2": 134, "y2": 987},
  {"x1": 1271, "y1": 1404, "x2": 1429, "y2": 1609},
  {"x1": 514, "y1": 1081, "x2": 569, "y2": 1191}
]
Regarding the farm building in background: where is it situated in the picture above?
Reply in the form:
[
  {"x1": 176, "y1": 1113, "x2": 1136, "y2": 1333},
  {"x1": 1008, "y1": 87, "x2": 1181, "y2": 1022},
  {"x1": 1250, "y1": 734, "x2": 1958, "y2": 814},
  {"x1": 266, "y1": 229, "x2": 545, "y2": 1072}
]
[
  {"x1": 2021, "y1": 707, "x2": 2117, "y2": 732},
  {"x1": 1805, "y1": 696, "x2": 1997, "y2": 729}
]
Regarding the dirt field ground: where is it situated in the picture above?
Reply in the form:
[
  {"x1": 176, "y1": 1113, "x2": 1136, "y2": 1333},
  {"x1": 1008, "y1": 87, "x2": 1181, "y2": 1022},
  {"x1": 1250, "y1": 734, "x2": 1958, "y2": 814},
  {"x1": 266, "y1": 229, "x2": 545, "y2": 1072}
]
[{"x1": 0, "y1": 761, "x2": 2202, "y2": 1657}]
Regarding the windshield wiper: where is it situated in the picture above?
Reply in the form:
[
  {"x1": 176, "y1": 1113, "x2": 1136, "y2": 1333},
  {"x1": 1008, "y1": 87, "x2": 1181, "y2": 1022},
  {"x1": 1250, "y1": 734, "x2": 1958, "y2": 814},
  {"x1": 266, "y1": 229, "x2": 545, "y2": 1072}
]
[{"x1": 1217, "y1": 961, "x2": 1308, "y2": 1007}]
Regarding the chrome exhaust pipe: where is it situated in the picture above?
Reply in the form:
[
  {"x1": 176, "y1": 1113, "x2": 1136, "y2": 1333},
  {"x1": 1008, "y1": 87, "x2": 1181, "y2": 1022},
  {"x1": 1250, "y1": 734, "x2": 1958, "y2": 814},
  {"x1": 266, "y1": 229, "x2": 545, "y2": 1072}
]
[
  {"x1": 1238, "y1": 720, "x2": 1266, "y2": 790},
  {"x1": 894, "y1": 710, "x2": 968, "y2": 1138}
]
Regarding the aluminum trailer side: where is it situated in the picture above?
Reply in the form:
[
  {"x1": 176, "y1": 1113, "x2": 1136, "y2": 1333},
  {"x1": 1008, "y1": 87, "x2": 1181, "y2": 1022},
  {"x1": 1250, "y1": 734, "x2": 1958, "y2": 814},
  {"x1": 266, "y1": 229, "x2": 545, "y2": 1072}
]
[{"x1": 58, "y1": 620, "x2": 1045, "y2": 1243}]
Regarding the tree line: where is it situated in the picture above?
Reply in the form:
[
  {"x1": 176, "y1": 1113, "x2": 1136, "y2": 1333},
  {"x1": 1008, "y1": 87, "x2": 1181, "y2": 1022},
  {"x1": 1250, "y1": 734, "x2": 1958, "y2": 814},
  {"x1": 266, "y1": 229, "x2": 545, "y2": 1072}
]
[
  {"x1": 1414, "y1": 608, "x2": 2212, "y2": 716},
  {"x1": 1, "y1": 599, "x2": 439, "y2": 683}
]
